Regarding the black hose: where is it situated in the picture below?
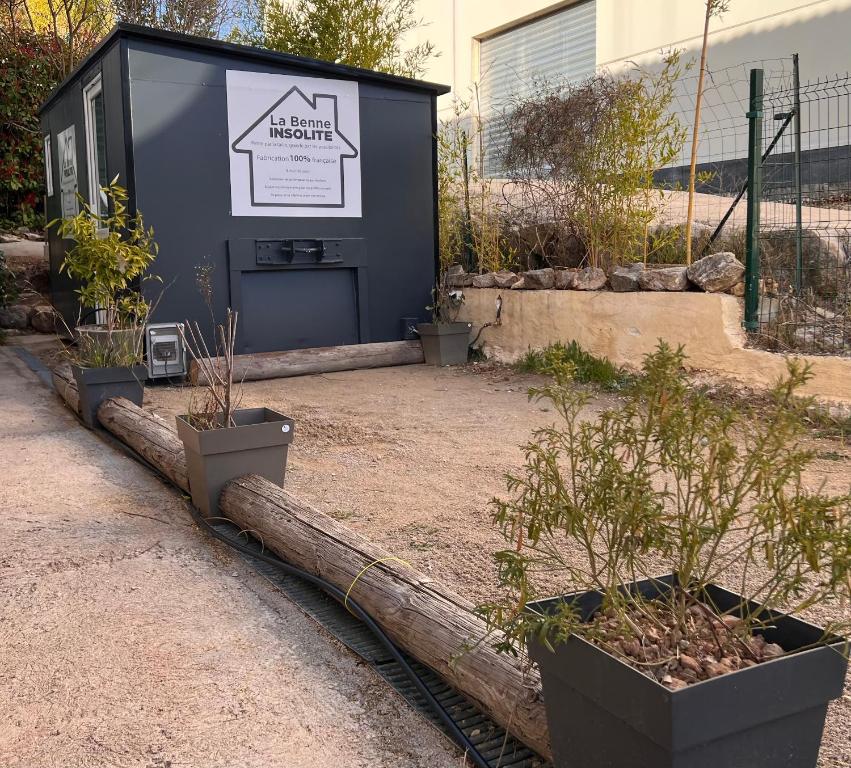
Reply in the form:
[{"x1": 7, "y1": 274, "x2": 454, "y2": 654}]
[{"x1": 81, "y1": 412, "x2": 493, "y2": 768}]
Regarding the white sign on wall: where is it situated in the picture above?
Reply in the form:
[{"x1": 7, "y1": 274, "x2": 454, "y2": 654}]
[
  {"x1": 226, "y1": 70, "x2": 362, "y2": 218},
  {"x1": 57, "y1": 125, "x2": 78, "y2": 219}
]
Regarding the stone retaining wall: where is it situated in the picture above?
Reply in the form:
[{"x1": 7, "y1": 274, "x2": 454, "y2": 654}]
[{"x1": 459, "y1": 288, "x2": 851, "y2": 405}]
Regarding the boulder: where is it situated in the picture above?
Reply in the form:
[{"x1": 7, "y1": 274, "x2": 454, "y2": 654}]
[
  {"x1": 572, "y1": 266, "x2": 607, "y2": 291},
  {"x1": 510, "y1": 277, "x2": 526, "y2": 290},
  {"x1": 687, "y1": 252, "x2": 745, "y2": 292},
  {"x1": 522, "y1": 268, "x2": 555, "y2": 290},
  {"x1": 446, "y1": 269, "x2": 474, "y2": 288},
  {"x1": 472, "y1": 272, "x2": 497, "y2": 289},
  {"x1": 23, "y1": 231, "x2": 45, "y2": 242},
  {"x1": 0, "y1": 233, "x2": 21, "y2": 244},
  {"x1": 0, "y1": 304, "x2": 31, "y2": 329},
  {"x1": 726, "y1": 281, "x2": 745, "y2": 297},
  {"x1": 554, "y1": 269, "x2": 576, "y2": 290},
  {"x1": 638, "y1": 266, "x2": 690, "y2": 291},
  {"x1": 493, "y1": 270, "x2": 520, "y2": 288},
  {"x1": 30, "y1": 305, "x2": 58, "y2": 333},
  {"x1": 609, "y1": 263, "x2": 644, "y2": 292},
  {"x1": 762, "y1": 228, "x2": 849, "y2": 298}
]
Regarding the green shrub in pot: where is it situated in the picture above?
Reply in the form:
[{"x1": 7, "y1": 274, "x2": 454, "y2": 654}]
[
  {"x1": 51, "y1": 179, "x2": 158, "y2": 426},
  {"x1": 479, "y1": 343, "x2": 850, "y2": 768}
]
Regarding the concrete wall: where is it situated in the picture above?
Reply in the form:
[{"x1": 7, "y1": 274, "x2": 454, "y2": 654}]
[
  {"x1": 459, "y1": 288, "x2": 851, "y2": 405},
  {"x1": 407, "y1": 0, "x2": 851, "y2": 115}
]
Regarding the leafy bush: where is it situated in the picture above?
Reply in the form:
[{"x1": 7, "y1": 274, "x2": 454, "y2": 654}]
[
  {"x1": 0, "y1": 31, "x2": 60, "y2": 225},
  {"x1": 515, "y1": 341, "x2": 630, "y2": 390},
  {"x1": 500, "y1": 53, "x2": 687, "y2": 269},
  {"x1": 481, "y1": 343, "x2": 851, "y2": 686},
  {"x1": 53, "y1": 179, "x2": 158, "y2": 333}
]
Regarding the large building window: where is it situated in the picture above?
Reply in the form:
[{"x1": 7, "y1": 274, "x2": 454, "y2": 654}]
[
  {"x1": 478, "y1": 0, "x2": 596, "y2": 175},
  {"x1": 83, "y1": 75, "x2": 109, "y2": 217}
]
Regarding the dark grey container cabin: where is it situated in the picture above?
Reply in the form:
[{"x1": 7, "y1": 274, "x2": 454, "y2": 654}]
[{"x1": 40, "y1": 24, "x2": 449, "y2": 354}]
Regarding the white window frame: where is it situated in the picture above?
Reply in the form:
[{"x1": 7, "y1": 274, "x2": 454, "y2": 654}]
[
  {"x1": 43, "y1": 135, "x2": 53, "y2": 197},
  {"x1": 82, "y1": 75, "x2": 106, "y2": 217}
]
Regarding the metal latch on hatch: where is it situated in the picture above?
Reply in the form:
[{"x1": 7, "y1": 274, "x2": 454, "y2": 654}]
[{"x1": 255, "y1": 239, "x2": 344, "y2": 265}]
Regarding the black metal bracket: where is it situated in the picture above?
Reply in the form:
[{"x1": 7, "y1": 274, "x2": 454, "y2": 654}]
[{"x1": 255, "y1": 239, "x2": 344, "y2": 266}]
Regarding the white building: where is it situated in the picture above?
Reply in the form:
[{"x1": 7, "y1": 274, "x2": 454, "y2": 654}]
[{"x1": 407, "y1": 0, "x2": 851, "y2": 183}]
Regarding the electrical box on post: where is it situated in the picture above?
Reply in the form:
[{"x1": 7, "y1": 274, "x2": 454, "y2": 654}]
[{"x1": 146, "y1": 323, "x2": 187, "y2": 379}]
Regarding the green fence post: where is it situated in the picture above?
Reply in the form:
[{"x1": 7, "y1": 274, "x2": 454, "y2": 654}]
[
  {"x1": 744, "y1": 68, "x2": 764, "y2": 331},
  {"x1": 792, "y1": 53, "x2": 804, "y2": 295}
]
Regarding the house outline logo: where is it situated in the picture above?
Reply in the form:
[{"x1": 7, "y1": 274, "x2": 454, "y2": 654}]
[{"x1": 231, "y1": 85, "x2": 359, "y2": 208}]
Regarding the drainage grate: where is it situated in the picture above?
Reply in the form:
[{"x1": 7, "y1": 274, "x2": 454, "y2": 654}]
[
  {"x1": 13, "y1": 346, "x2": 547, "y2": 768},
  {"x1": 210, "y1": 520, "x2": 546, "y2": 768}
]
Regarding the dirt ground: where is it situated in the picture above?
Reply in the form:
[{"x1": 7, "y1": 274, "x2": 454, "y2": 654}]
[
  {"x1": 144, "y1": 361, "x2": 851, "y2": 768},
  {"x1": 0, "y1": 347, "x2": 461, "y2": 768}
]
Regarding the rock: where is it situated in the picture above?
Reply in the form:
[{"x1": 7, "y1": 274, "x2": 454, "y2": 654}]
[
  {"x1": 705, "y1": 662, "x2": 728, "y2": 678},
  {"x1": 667, "y1": 676, "x2": 688, "y2": 691},
  {"x1": 14, "y1": 226, "x2": 28, "y2": 235},
  {"x1": 0, "y1": 233, "x2": 22, "y2": 244},
  {"x1": 510, "y1": 277, "x2": 525, "y2": 290},
  {"x1": 687, "y1": 252, "x2": 745, "y2": 292},
  {"x1": 522, "y1": 268, "x2": 555, "y2": 290},
  {"x1": 762, "y1": 643, "x2": 785, "y2": 660},
  {"x1": 493, "y1": 270, "x2": 519, "y2": 288},
  {"x1": 30, "y1": 305, "x2": 57, "y2": 333},
  {"x1": 679, "y1": 654, "x2": 702, "y2": 674},
  {"x1": 721, "y1": 615, "x2": 743, "y2": 630},
  {"x1": 610, "y1": 263, "x2": 644, "y2": 292},
  {"x1": 554, "y1": 269, "x2": 576, "y2": 290},
  {"x1": 572, "y1": 266, "x2": 607, "y2": 291},
  {"x1": 638, "y1": 266, "x2": 689, "y2": 291},
  {"x1": 763, "y1": 228, "x2": 849, "y2": 298},
  {"x1": 0, "y1": 304, "x2": 31, "y2": 329},
  {"x1": 23, "y1": 231, "x2": 44, "y2": 242},
  {"x1": 726, "y1": 281, "x2": 745, "y2": 297},
  {"x1": 472, "y1": 272, "x2": 497, "y2": 289},
  {"x1": 446, "y1": 269, "x2": 473, "y2": 288}
]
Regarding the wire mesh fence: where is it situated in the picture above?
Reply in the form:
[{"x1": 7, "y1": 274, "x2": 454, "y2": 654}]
[{"x1": 752, "y1": 66, "x2": 851, "y2": 355}]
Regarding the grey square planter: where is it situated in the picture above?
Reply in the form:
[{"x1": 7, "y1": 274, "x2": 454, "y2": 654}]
[
  {"x1": 528, "y1": 575, "x2": 848, "y2": 768},
  {"x1": 416, "y1": 321, "x2": 471, "y2": 366},
  {"x1": 71, "y1": 363, "x2": 147, "y2": 428},
  {"x1": 176, "y1": 407, "x2": 295, "y2": 517}
]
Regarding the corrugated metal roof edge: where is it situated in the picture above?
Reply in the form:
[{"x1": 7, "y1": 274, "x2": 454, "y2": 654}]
[{"x1": 40, "y1": 22, "x2": 450, "y2": 115}]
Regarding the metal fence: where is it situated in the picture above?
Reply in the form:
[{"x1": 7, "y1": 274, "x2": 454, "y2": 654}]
[{"x1": 744, "y1": 57, "x2": 851, "y2": 355}]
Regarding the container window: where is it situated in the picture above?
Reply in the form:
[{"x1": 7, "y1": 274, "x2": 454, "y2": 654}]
[
  {"x1": 43, "y1": 134, "x2": 53, "y2": 197},
  {"x1": 83, "y1": 75, "x2": 109, "y2": 217}
]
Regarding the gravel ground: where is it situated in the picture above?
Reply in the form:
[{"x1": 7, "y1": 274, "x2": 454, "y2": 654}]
[
  {"x1": 0, "y1": 347, "x2": 461, "y2": 768},
  {"x1": 145, "y1": 361, "x2": 851, "y2": 768}
]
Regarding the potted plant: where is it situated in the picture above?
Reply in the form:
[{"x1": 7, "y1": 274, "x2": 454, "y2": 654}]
[
  {"x1": 53, "y1": 180, "x2": 157, "y2": 427},
  {"x1": 176, "y1": 263, "x2": 295, "y2": 517},
  {"x1": 480, "y1": 343, "x2": 849, "y2": 768},
  {"x1": 417, "y1": 268, "x2": 471, "y2": 366}
]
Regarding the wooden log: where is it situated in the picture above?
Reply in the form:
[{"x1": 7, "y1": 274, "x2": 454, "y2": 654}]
[
  {"x1": 50, "y1": 365, "x2": 189, "y2": 491},
  {"x1": 48, "y1": 367, "x2": 552, "y2": 758},
  {"x1": 52, "y1": 362, "x2": 80, "y2": 415},
  {"x1": 220, "y1": 474, "x2": 551, "y2": 760},
  {"x1": 191, "y1": 340, "x2": 424, "y2": 384},
  {"x1": 97, "y1": 398, "x2": 190, "y2": 492}
]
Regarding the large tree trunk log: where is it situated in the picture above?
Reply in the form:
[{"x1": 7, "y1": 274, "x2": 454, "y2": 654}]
[
  {"x1": 52, "y1": 362, "x2": 79, "y2": 415},
  {"x1": 192, "y1": 340, "x2": 424, "y2": 384},
  {"x1": 220, "y1": 474, "x2": 551, "y2": 759},
  {"x1": 48, "y1": 368, "x2": 551, "y2": 759},
  {"x1": 50, "y1": 366, "x2": 189, "y2": 491},
  {"x1": 97, "y1": 398, "x2": 190, "y2": 492}
]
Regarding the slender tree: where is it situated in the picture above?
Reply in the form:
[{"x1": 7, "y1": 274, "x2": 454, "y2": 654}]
[{"x1": 685, "y1": 0, "x2": 730, "y2": 265}]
